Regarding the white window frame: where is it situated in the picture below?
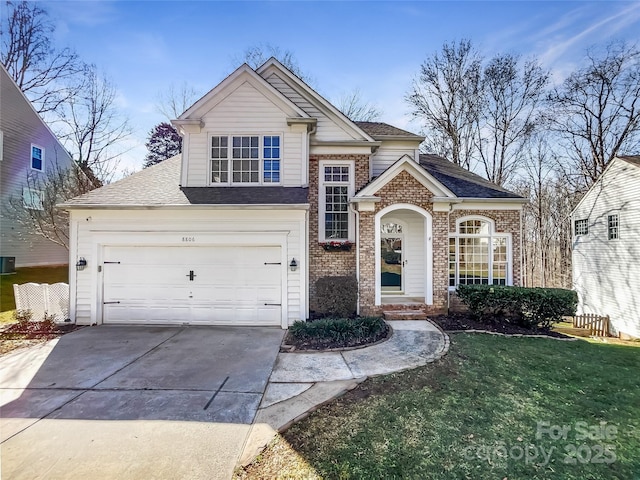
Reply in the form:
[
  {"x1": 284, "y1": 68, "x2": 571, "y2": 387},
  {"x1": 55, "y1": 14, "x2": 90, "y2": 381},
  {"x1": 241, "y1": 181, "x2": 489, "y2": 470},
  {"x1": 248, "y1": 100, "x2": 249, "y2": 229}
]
[
  {"x1": 574, "y1": 218, "x2": 588, "y2": 236},
  {"x1": 30, "y1": 144, "x2": 45, "y2": 172},
  {"x1": 607, "y1": 214, "x2": 619, "y2": 240},
  {"x1": 448, "y1": 216, "x2": 512, "y2": 288},
  {"x1": 318, "y1": 160, "x2": 355, "y2": 242},
  {"x1": 23, "y1": 187, "x2": 44, "y2": 210},
  {"x1": 208, "y1": 133, "x2": 282, "y2": 186}
]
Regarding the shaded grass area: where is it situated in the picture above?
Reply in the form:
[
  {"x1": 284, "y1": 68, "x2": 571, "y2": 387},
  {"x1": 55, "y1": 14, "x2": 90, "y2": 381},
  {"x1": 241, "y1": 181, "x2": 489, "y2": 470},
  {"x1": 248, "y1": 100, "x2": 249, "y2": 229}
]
[
  {"x1": 238, "y1": 334, "x2": 640, "y2": 479},
  {"x1": 0, "y1": 265, "x2": 68, "y2": 315}
]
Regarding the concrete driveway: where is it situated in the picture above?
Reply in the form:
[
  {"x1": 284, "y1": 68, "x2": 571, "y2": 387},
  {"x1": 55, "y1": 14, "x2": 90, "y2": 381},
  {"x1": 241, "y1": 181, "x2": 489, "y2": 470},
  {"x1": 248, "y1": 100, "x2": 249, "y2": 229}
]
[{"x1": 0, "y1": 325, "x2": 284, "y2": 480}]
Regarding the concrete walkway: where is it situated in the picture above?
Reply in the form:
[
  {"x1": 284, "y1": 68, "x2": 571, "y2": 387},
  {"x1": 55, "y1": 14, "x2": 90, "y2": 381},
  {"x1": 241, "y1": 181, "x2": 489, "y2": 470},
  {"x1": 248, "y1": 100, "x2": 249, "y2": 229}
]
[{"x1": 240, "y1": 320, "x2": 449, "y2": 466}]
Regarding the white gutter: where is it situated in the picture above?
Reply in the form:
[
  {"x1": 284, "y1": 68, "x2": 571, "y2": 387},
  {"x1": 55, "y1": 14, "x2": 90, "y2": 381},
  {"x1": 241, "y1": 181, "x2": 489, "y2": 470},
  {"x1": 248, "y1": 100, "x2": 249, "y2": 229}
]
[{"x1": 59, "y1": 203, "x2": 310, "y2": 211}]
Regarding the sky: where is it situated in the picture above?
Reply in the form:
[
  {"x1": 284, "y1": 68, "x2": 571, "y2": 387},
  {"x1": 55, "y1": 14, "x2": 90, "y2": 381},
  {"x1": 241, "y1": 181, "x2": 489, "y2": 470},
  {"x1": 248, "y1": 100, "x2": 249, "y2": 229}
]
[{"x1": 42, "y1": 0, "x2": 640, "y2": 174}]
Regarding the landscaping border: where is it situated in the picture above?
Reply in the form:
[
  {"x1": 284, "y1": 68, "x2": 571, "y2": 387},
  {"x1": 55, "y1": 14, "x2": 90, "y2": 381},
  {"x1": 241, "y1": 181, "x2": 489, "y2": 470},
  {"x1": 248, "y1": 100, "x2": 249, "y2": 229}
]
[
  {"x1": 445, "y1": 329, "x2": 578, "y2": 341},
  {"x1": 280, "y1": 321, "x2": 394, "y2": 353}
]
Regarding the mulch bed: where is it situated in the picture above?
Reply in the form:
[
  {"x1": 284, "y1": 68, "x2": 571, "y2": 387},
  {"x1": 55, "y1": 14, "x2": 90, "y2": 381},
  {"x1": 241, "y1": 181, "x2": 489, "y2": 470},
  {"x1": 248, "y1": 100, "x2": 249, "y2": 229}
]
[
  {"x1": 430, "y1": 313, "x2": 572, "y2": 338},
  {"x1": 283, "y1": 322, "x2": 391, "y2": 351},
  {"x1": 0, "y1": 322, "x2": 82, "y2": 356}
]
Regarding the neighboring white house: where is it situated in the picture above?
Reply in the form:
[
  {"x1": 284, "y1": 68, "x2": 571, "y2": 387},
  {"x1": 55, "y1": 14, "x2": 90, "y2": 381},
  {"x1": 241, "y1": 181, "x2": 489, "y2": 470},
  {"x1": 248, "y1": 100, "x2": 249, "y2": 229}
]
[
  {"x1": 572, "y1": 155, "x2": 640, "y2": 339},
  {"x1": 0, "y1": 63, "x2": 73, "y2": 268},
  {"x1": 61, "y1": 58, "x2": 526, "y2": 328}
]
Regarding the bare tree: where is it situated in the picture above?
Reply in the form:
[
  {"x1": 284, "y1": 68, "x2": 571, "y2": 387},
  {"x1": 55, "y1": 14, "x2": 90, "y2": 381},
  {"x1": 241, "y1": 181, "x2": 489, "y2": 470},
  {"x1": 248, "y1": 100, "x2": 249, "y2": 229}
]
[
  {"x1": 548, "y1": 42, "x2": 640, "y2": 190},
  {"x1": 155, "y1": 81, "x2": 199, "y2": 120},
  {"x1": 5, "y1": 155, "x2": 99, "y2": 249},
  {"x1": 1, "y1": 0, "x2": 83, "y2": 114},
  {"x1": 57, "y1": 65, "x2": 132, "y2": 182},
  {"x1": 407, "y1": 39, "x2": 482, "y2": 169},
  {"x1": 477, "y1": 54, "x2": 549, "y2": 185},
  {"x1": 335, "y1": 88, "x2": 382, "y2": 122},
  {"x1": 234, "y1": 43, "x2": 313, "y2": 84}
]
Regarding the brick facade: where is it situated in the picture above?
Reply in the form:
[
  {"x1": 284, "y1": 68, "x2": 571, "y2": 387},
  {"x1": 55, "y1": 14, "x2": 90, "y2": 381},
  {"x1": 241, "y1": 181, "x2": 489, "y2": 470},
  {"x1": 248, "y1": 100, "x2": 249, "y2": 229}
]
[
  {"x1": 308, "y1": 154, "x2": 369, "y2": 312},
  {"x1": 308, "y1": 158, "x2": 523, "y2": 318}
]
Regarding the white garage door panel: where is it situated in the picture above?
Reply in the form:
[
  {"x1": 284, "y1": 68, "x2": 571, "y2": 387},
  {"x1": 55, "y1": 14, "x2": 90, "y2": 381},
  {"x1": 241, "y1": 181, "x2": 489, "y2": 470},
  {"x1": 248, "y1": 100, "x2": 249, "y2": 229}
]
[{"x1": 103, "y1": 245, "x2": 282, "y2": 326}]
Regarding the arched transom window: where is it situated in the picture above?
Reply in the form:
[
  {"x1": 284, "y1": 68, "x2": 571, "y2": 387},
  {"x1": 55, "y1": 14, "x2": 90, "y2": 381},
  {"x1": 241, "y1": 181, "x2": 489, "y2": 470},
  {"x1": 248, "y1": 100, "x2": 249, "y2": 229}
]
[{"x1": 449, "y1": 217, "x2": 510, "y2": 287}]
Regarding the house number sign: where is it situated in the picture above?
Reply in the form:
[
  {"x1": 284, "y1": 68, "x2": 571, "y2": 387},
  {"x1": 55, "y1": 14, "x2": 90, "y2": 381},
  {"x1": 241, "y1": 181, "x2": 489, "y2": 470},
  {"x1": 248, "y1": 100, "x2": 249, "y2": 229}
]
[{"x1": 182, "y1": 236, "x2": 196, "y2": 242}]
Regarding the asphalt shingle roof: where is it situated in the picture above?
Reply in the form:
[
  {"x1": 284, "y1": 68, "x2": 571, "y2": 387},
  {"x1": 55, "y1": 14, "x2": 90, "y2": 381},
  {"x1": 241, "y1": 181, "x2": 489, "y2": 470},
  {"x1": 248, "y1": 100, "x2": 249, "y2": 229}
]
[
  {"x1": 61, "y1": 156, "x2": 308, "y2": 207},
  {"x1": 618, "y1": 155, "x2": 640, "y2": 167},
  {"x1": 355, "y1": 121, "x2": 423, "y2": 139},
  {"x1": 418, "y1": 154, "x2": 524, "y2": 199}
]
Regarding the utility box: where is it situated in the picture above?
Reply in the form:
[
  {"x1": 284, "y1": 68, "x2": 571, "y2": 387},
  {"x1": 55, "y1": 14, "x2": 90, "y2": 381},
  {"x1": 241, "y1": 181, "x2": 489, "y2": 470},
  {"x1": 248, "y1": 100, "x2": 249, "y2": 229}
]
[{"x1": 0, "y1": 256, "x2": 16, "y2": 274}]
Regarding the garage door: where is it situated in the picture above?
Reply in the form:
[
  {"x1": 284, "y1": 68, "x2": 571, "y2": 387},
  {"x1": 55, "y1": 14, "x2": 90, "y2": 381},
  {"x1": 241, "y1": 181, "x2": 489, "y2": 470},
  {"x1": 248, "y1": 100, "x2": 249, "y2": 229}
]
[{"x1": 102, "y1": 245, "x2": 282, "y2": 326}]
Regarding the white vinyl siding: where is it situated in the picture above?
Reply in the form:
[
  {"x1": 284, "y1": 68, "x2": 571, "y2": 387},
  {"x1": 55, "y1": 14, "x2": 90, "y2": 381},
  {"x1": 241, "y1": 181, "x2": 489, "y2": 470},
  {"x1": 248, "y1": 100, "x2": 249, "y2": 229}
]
[
  {"x1": 572, "y1": 158, "x2": 640, "y2": 338},
  {"x1": 370, "y1": 142, "x2": 421, "y2": 177},
  {"x1": 264, "y1": 72, "x2": 358, "y2": 142},
  {"x1": 184, "y1": 81, "x2": 304, "y2": 187},
  {"x1": 69, "y1": 208, "x2": 306, "y2": 327}
]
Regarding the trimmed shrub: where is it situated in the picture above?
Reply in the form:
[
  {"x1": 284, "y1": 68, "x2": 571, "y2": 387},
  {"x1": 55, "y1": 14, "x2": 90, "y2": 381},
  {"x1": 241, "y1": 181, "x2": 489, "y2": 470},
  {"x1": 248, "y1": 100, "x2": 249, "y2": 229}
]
[
  {"x1": 315, "y1": 276, "x2": 358, "y2": 318},
  {"x1": 288, "y1": 316, "x2": 387, "y2": 345},
  {"x1": 456, "y1": 285, "x2": 578, "y2": 329}
]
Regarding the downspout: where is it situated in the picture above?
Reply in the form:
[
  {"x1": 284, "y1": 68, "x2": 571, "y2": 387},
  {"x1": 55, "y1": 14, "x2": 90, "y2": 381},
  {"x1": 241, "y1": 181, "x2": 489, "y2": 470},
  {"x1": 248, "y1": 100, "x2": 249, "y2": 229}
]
[
  {"x1": 350, "y1": 202, "x2": 360, "y2": 316},
  {"x1": 447, "y1": 202, "x2": 452, "y2": 314}
]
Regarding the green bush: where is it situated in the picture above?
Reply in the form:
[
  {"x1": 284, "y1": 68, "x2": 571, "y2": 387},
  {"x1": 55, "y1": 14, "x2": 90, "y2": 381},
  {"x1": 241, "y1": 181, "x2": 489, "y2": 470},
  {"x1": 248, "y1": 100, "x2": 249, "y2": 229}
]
[
  {"x1": 314, "y1": 276, "x2": 358, "y2": 318},
  {"x1": 456, "y1": 285, "x2": 578, "y2": 329},
  {"x1": 289, "y1": 316, "x2": 387, "y2": 344}
]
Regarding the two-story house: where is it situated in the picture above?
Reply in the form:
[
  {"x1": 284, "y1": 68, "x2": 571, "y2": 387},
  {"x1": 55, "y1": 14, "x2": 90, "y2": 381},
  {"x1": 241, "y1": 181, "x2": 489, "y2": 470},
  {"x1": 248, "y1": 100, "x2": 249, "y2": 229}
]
[
  {"x1": 62, "y1": 59, "x2": 526, "y2": 328},
  {"x1": 572, "y1": 155, "x2": 640, "y2": 339},
  {"x1": 0, "y1": 63, "x2": 73, "y2": 269}
]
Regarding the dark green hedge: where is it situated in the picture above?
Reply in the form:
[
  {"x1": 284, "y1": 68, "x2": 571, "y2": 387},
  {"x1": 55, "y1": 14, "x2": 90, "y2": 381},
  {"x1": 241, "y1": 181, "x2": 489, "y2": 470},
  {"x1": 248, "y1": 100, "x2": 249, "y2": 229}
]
[
  {"x1": 315, "y1": 276, "x2": 358, "y2": 318},
  {"x1": 455, "y1": 285, "x2": 578, "y2": 329},
  {"x1": 289, "y1": 316, "x2": 386, "y2": 344}
]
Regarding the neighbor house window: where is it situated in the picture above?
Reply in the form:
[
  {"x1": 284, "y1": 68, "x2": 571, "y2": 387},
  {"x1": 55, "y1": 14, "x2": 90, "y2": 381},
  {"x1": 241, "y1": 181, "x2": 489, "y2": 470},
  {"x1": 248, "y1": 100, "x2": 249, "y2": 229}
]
[
  {"x1": 449, "y1": 218, "x2": 511, "y2": 287},
  {"x1": 210, "y1": 135, "x2": 280, "y2": 184},
  {"x1": 574, "y1": 219, "x2": 588, "y2": 236},
  {"x1": 31, "y1": 145, "x2": 44, "y2": 171},
  {"x1": 320, "y1": 163, "x2": 353, "y2": 241},
  {"x1": 23, "y1": 187, "x2": 43, "y2": 210},
  {"x1": 608, "y1": 214, "x2": 619, "y2": 240}
]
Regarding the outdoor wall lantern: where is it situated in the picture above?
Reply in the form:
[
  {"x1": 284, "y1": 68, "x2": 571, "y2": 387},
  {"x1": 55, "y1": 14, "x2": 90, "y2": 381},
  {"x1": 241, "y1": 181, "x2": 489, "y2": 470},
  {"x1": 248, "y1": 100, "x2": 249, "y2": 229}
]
[
  {"x1": 76, "y1": 257, "x2": 87, "y2": 271},
  {"x1": 290, "y1": 258, "x2": 298, "y2": 272}
]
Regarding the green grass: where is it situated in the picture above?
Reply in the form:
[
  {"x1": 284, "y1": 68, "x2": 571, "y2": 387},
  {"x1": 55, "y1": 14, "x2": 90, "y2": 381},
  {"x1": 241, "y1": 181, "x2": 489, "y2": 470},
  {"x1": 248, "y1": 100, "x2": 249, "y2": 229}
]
[
  {"x1": 241, "y1": 334, "x2": 640, "y2": 479},
  {"x1": 1, "y1": 266, "x2": 68, "y2": 321}
]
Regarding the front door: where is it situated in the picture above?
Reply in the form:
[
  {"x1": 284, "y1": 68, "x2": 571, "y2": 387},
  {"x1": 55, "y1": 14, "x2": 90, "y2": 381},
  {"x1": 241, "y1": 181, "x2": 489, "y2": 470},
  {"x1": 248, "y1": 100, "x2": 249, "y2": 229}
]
[{"x1": 380, "y1": 222, "x2": 404, "y2": 292}]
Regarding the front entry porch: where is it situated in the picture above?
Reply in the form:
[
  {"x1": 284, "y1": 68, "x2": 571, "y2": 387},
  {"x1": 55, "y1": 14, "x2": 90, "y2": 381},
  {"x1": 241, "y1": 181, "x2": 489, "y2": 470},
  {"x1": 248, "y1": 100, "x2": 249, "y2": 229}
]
[{"x1": 375, "y1": 204, "x2": 433, "y2": 307}]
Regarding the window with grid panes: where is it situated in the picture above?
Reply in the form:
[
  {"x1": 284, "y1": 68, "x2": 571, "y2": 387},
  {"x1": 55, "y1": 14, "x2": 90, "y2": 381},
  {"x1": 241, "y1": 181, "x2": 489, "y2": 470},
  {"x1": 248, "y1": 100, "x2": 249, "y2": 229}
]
[
  {"x1": 210, "y1": 135, "x2": 281, "y2": 184},
  {"x1": 607, "y1": 214, "x2": 619, "y2": 240},
  {"x1": 449, "y1": 218, "x2": 510, "y2": 286},
  {"x1": 323, "y1": 165, "x2": 350, "y2": 239}
]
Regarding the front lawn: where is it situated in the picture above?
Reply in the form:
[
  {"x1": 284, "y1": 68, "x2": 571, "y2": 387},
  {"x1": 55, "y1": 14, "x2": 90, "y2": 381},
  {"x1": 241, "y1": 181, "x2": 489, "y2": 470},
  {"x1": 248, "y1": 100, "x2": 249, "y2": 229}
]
[
  {"x1": 0, "y1": 265, "x2": 68, "y2": 323},
  {"x1": 238, "y1": 334, "x2": 640, "y2": 479}
]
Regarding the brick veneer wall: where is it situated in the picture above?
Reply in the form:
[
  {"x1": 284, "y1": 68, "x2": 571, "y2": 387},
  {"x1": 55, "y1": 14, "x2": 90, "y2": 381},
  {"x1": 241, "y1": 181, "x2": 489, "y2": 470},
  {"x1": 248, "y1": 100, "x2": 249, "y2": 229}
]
[
  {"x1": 308, "y1": 154, "x2": 369, "y2": 312},
  {"x1": 308, "y1": 156, "x2": 523, "y2": 317}
]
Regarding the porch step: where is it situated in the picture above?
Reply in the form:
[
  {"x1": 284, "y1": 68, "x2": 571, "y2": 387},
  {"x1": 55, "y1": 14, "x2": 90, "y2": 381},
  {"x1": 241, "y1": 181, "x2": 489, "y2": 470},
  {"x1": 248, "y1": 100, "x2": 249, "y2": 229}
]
[
  {"x1": 383, "y1": 309, "x2": 429, "y2": 321},
  {"x1": 381, "y1": 302, "x2": 426, "y2": 311}
]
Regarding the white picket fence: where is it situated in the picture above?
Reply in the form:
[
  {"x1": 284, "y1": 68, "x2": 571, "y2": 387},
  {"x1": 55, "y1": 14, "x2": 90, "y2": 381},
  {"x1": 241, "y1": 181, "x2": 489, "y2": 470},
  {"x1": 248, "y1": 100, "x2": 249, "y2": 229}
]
[{"x1": 13, "y1": 282, "x2": 70, "y2": 323}]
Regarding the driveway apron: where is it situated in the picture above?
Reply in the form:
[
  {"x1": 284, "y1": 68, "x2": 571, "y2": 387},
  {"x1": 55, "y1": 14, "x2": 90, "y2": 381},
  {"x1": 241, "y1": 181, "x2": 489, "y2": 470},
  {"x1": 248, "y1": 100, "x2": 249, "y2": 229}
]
[{"x1": 0, "y1": 325, "x2": 284, "y2": 480}]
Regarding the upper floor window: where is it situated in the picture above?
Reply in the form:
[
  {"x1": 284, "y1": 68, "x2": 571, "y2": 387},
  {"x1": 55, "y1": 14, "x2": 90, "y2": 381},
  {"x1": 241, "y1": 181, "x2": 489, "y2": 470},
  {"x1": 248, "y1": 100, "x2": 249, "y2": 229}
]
[
  {"x1": 574, "y1": 219, "x2": 588, "y2": 236},
  {"x1": 320, "y1": 163, "x2": 354, "y2": 241},
  {"x1": 449, "y1": 217, "x2": 511, "y2": 287},
  {"x1": 210, "y1": 134, "x2": 280, "y2": 184},
  {"x1": 608, "y1": 214, "x2": 619, "y2": 240},
  {"x1": 31, "y1": 145, "x2": 44, "y2": 171}
]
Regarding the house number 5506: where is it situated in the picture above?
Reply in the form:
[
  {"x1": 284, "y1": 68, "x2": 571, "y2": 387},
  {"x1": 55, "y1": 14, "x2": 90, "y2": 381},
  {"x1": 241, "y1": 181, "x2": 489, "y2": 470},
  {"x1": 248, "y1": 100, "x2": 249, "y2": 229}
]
[{"x1": 182, "y1": 236, "x2": 195, "y2": 242}]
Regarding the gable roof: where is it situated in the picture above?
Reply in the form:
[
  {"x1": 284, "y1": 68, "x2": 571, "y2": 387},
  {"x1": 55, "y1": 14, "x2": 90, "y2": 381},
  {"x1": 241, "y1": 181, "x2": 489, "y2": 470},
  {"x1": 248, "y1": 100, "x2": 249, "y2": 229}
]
[
  {"x1": 60, "y1": 156, "x2": 308, "y2": 209},
  {"x1": 355, "y1": 122, "x2": 424, "y2": 141},
  {"x1": 257, "y1": 58, "x2": 376, "y2": 143},
  {"x1": 419, "y1": 154, "x2": 524, "y2": 199},
  {"x1": 176, "y1": 63, "x2": 308, "y2": 122}
]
